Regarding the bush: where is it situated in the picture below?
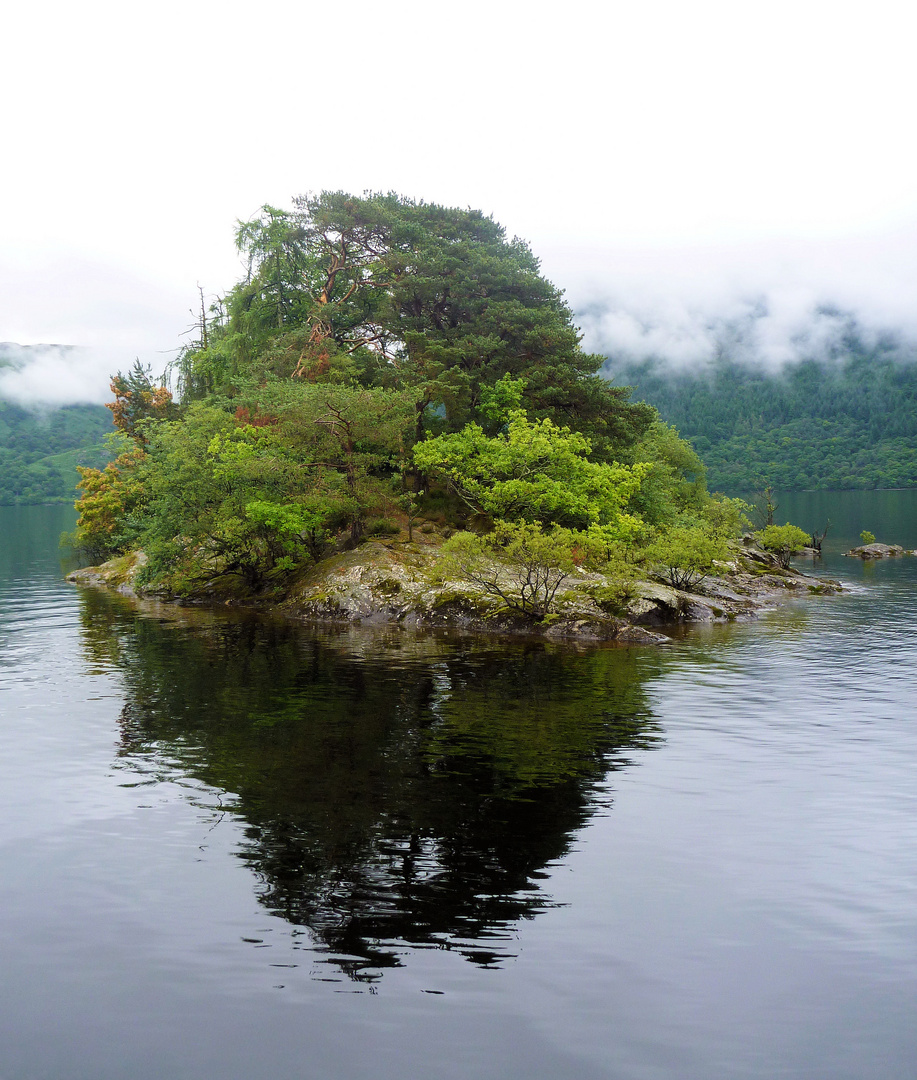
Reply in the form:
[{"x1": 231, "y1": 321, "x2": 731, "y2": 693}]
[
  {"x1": 642, "y1": 522, "x2": 728, "y2": 591},
  {"x1": 758, "y1": 523, "x2": 812, "y2": 569},
  {"x1": 437, "y1": 523, "x2": 601, "y2": 618},
  {"x1": 366, "y1": 517, "x2": 401, "y2": 537}
]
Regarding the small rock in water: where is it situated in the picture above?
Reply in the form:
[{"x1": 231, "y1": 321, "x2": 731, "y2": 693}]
[{"x1": 844, "y1": 543, "x2": 907, "y2": 559}]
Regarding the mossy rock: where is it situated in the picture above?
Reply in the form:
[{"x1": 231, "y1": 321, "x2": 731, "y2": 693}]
[
  {"x1": 587, "y1": 581, "x2": 637, "y2": 615},
  {"x1": 430, "y1": 588, "x2": 495, "y2": 614}
]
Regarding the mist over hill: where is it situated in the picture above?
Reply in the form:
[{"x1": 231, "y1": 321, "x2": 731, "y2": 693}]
[
  {"x1": 0, "y1": 341, "x2": 118, "y2": 407},
  {"x1": 597, "y1": 319, "x2": 917, "y2": 492},
  {"x1": 5, "y1": 278, "x2": 917, "y2": 504},
  {"x1": 0, "y1": 345, "x2": 113, "y2": 504}
]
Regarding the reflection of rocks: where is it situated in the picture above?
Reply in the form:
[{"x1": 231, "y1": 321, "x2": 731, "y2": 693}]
[
  {"x1": 844, "y1": 543, "x2": 913, "y2": 559},
  {"x1": 80, "y1": 588, "x2": 664, "y2": 981}
]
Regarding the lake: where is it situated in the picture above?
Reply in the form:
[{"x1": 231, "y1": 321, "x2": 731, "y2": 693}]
[{"x1": 1, "y1": 493, "x2": 916, "y2": 1079}]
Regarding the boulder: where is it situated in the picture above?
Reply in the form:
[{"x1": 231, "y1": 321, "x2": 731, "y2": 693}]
[{"x1": 844, "y1": 543, "x2": 907, "y2": 559}]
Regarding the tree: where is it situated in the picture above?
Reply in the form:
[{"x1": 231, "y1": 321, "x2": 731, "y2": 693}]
[
  {"x1": 129, "y1": 384, "x2": 416, "y2": 594},
  {"x1": 107, "y1": 360, "x2": 176, "y2": 444},
  {"x1": 413, "y1": 409, "x2": 648, "y2": 542},
  {"x1": 437, "y1": 523, "x2": 597, "y2": 619},
  {"x1": 184, "y1": 192, "x2": 655, "y2": 453},
  {"x1": 71, "y1": 444, "x2": 148, "y2": 561},
  {"x1": 627, "y1": 419, "x2": 708, "y2": 525},
  {"x1": 758, "y1": 523, "x2": 811, "y2": 568},
  {"x1": 642, "y1": 522, "x2": 729, "y2": 591}
]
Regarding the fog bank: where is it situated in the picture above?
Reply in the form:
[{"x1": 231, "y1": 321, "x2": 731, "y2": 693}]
[{"x1": 556, "y1": 230, "x2": 917, "y2": 371}]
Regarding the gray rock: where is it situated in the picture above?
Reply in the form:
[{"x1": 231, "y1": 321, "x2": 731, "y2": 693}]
[{"x1": 844, "y1": 543, "x2": 907, "y2": 559}]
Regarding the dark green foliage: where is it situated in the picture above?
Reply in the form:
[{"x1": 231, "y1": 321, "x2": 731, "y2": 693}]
[
  {"x1": 0, "y1": 401, "x2": 114, "y2": 504},
  {"x1": 604, "y1": 345, "x2": 917, "y2": 491},
  {"x1": 179, "y1": 191, "x2": 655, "y2": 455}
]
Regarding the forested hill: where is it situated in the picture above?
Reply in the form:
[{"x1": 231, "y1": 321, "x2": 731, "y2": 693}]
[
  {"x1": 603, "y1": 346, "x2": 917, "y2": 492},
  {"x1": 0, "y1": 399, "x2": 113, "y2": 505},
  {"x1": 0, "y1": 344, "x2": 114, "y2": 504}
]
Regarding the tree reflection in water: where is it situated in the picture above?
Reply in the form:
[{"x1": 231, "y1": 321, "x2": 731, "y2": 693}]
[{"x1": 79, "y1": 589, "x2": 664, "y2": 981}]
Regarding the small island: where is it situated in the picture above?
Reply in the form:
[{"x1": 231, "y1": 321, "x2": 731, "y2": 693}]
[{"x1": 66, "y1": 192, "x2": 840, "y2": 640}]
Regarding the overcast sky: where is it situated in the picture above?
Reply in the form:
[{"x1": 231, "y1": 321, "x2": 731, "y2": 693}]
[{"x1": 2, "y1": 0, "x2": 916, "y2": 404}]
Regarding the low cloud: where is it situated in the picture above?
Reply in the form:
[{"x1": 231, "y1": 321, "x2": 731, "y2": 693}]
[
  {"x1": 0, "y1": 343, "x2": 119, "y2": 408},
  {"x1": 3, "y1": 229, "x2": 917, "y2": 408},
  {"x1": 551, "y1": 229, "x2": 917, "y2": 372},
  {"x1": 0, "y1": 252, "x2": 191, "y2": 407}
]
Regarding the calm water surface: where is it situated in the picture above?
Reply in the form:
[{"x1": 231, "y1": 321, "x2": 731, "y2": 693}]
[{"x1": 1, "y1": 496, "x2": 916, "y2": 1079}]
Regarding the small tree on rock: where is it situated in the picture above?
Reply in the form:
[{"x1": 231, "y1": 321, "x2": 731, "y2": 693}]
[{"x1": 758, "y1": 523, "x2": 811, "y2": 569}]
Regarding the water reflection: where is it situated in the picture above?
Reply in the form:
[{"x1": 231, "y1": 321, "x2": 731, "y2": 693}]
[{"x1": 78, "y1": 589, "x2": 664, "y2": 980}]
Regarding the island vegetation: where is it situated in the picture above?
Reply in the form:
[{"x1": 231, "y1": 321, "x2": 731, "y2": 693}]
[{"x1": 68, "y1": 192, "x2": 820, "y2": 626}]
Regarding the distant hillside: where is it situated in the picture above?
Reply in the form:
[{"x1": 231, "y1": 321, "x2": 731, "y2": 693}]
[
  {"x1": 0, "y1": 400, "x2": 114, "y2": 504},
  {"x1": 0, "y1": 343, "x2": 114, "y2": 504},
  {"x1": 604, "y1": 345, "x2": 917, "y2": 492}
]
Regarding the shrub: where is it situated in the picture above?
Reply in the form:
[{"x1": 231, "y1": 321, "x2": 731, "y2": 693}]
[
  {"x1": 758, "y1": 523, "x2": 812, "y2": 569},
  {"x1": 642, "y1": 523, "x2": 729, "y2": 591},
  {"x1": 437, "y1": 523, "x2": 601, "y2": 618}
]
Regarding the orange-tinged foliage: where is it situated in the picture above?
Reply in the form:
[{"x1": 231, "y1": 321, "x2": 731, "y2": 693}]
[
  {"x1": 233, "y1": 406, "x2": 278, "y2": 427},
  {"x1": 74, "y1": 448, "x2": 147, "y2": 554},
  {"x1": 106, "y1": 372, "x2": 175, "y2": 443}
]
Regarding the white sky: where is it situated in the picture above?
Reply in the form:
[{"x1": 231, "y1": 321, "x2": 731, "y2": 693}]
[{"x1": 2, "y1": 0, "x2": 916, "y2": 403}]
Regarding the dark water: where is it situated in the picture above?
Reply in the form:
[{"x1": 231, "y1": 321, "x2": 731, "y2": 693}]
[{"x1": 1, "y1": 498, "x2": 916, "y2": 1079}]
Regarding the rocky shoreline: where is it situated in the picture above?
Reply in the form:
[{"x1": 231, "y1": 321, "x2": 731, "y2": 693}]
[{"x1": 67, "y1": 535, "x2": 844, "y2": 646}]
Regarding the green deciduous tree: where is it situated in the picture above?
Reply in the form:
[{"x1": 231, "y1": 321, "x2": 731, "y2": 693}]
[
  {"x1": 758, "y1": 523, "x2": 812, "y2": 568},
  {"x1": 413, "y1": 410, "x2": 648, "y2": 542},
  {"x1": 437, "y1": 523, "x2": 601, "y2": 618},
  {"x1": 131, "y1": 383, "x2": 416, "y2": 594},
  {"x1": 642, "y1": 522, "x2": 729, "y2": 591}
]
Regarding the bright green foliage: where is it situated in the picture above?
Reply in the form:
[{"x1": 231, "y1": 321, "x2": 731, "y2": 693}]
[
  {"x1": 477, "y1": 374, "x2": 528, "y2": 431},
  {"x1": 702, "y1": 493, "x2": 753, "y2": 538},
  {"x1": 859, "y1": 529, "x2": 876, "y2": 545},
  {"x1": 244, "y1": 501, "x2": 331, "y2": 566},
  {"x1": 758, "y1": 523, "x2": 812, "y2": 568},
  {"x1": 437, "y1": 523, "x2": 604, "y2": 618},
  {"x1": 413, "y1": 410, "x2": 648, "y2": 542},
  {"x1": 133, "y1": 384, "x2": 416, "y2": 594},
  {"x1": 628, "y1": 420, "x2": 708, "y2": 525},
  {"x1": 642, "y1": 522, "x2": 729, "y2": 591}
]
